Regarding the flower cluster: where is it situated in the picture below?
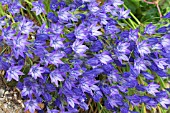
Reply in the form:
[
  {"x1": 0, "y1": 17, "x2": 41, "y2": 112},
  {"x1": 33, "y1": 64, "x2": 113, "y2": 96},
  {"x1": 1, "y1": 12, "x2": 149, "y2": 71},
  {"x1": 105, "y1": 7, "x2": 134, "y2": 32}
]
[{"x1": 0, "y1": 0, "x2": 170, "y2": 113}]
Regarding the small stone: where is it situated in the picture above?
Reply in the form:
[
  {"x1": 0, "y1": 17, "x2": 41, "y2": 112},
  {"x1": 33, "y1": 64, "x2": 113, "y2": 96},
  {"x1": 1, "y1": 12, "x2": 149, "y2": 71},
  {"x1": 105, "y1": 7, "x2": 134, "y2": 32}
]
[{"x1": 0, "y1": 88, "x2": 5, "y2": 98}]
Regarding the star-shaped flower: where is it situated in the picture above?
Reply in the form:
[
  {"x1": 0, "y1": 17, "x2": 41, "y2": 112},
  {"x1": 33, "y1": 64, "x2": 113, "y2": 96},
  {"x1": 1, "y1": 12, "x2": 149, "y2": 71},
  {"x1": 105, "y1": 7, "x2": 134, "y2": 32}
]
[
  {"x1": 28, "y1": 64, "x2": 45, "y2": 79},
  {"x1": 31, "y1": 1, "x2": 46, "y2": 15},
  {"x1": 6, "y1": 65, "x2": 24, "y2": 81}
]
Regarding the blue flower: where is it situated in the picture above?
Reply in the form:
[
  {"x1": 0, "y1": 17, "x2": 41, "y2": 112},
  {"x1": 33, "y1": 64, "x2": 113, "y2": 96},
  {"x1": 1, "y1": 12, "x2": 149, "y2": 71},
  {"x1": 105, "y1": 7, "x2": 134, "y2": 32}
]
[
  {"x1": 145, "y1": 83, "x2": 159, "y2": 96},
  {"x1": 8, "y1": 2, "x2": 21, "y2": 15},
  {"x1": 144, "y1": 23, "x2": 156, "y2": 35},
  {"x1": 163, "y1": 12, "x2": 170, "y2": 18},
  {"x1": 47, "y1": 12, "x2": 58, "y2": 23},
  {"x1": 129, "y1": 28, "x2": 139, "y2": 42},
  {"x1": 28, "y1": 64, "x2": 45, "y2": 79},
  {"x1": 21, "y1": 85, "x2": 34, "y2": 98},
  {"x1": 6, "y1": 65, "x2": 24, "y2": 81},
  {"x1": 32, "y1": 1, "x2": 46, "y2": 15},
  {"x1": 50, "y1": 23, "x2": 64, "y2": 34},
  {"x1": 134, "y1": 58, "x2": 147, "y2": 73},
  {"x1": 48, "y1": 52, "x2": 65, "y2": 66},
  {"x1": 50, "y1": 0, "x2": 59, "y2": 11},
  {"x1": 72, "y1": 39, "x2": 88, "y2": 56},
  {"x1": 18, "y1": 18, "x2": 34, "y2": 34},
  {"x1": 137, "y1": 41, "x2": 151, "y2": 57},
  {"x1": 50, "y1": 35, "x2": 65, "y2": 50},
  {"x1": 90, "y1": 40, "x2": 103, "y2": 52},
  {"x1": 118, "y1": 8, "x2": 130, "y2": 19},
  {"x1": 74, "y1": 24, "x2": 87, "y2": 39},
  {"x1": 157, "y1": 97, "x2": 170, "y2": 109},
  {"x1": 50, "y1": 70, "x2": 64, "y2": 87},
  {"x1": 89, "y1": 24, "x2": 102, "y2": 36},
  {"x1": 24, "y1": 99, "x2": 41, "y2": 113},
  {"x1": 96, "y1": 52, "x2": 112, "y2": 64},
  {"x1": 1, "y1": 27, "x2": 15, "y2": 40}
]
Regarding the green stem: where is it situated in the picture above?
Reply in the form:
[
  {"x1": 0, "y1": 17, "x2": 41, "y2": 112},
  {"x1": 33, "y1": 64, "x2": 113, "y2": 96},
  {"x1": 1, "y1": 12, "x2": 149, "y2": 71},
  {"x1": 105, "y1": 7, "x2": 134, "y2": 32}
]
[
  {"x1": 0, "y1": 47, "x2": 8, "y2": 55},
  {"x1": 122, "y1": 19, "x2": 133, "y2": 28},
  {"x1": 123, "y1": 4, "x2": 141, "y2": 25}
]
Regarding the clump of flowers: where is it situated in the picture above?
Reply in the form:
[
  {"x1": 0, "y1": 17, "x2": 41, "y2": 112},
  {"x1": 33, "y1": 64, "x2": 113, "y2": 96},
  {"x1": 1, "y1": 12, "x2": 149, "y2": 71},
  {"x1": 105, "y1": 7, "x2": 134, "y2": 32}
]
[{"x1": 0, "y1": 0, "x2": 170, "y2": 113}]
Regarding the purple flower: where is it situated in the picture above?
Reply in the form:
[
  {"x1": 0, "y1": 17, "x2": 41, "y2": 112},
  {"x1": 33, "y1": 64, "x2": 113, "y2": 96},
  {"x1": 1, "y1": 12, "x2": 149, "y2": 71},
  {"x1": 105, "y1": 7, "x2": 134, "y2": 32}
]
[
  {"x1": 37, "y1": 23, "x2": 49, "y2": 34},
  {"x1": 161, "y1": 34, "x2": 170, "y2": 51},
  {"x1": 111, "y1": 0, "x2": 124, "y2": 7},
  {"x1": 47, "y1": 12, "x2": 58, "y2": 23},
  {"x1": 127, "y1": 95, "x2": 141, "y2": 106},
  {"x1": 28, "y1": 64, "x2": 45, "y2": 79},
  {"x1": 137, "y1": 41, "x2": 151, "y2": 57},
  {"x1": 153, "y1": 58, "x2": 169, "y2": 70},
  {"x1": 58, "y1": 7, "x2": 71, "y2": 21},
  {"x1": 129, "y1": 29, "x2": 139, "y2": 42},
  {"x1": 1, "y1": 27, "x2": 15, "y2": 40},
  {"x1": 134, "y1": 58, "x2": 147, "y2": 73},
  {"x1": 142, "y1": 72, "x2": 154, "y2": 80},
  {"x1": 116, "y1": 52, "x2": 129, "y2": 63},
  {"x1": 50, "y1": 23, "x2": 64, "y2": 34},
  {"x1": 50, "y1": 35, "x2": 65, "y2": 50},
  {"x1": 21, "y1": 85, "x2": 33, "y2": 98},
  {"x1": 0, "y1": 16, "x2": 6, "y2": 30},
  {"x1": 72, "y1": 39, "x2": 88, "y2": 56},
  {"x1": 144, "y1": 23, "x2": 156, "y2": 35},
  {"x1": 13, "y1": 33, "x2": 28, "y2": 48},
  {"x1": 88, "y1": 2, "x2": 100, "y2": 13},
  {"x1": 116, "y1": 42, "x2": 130, "y2": 53},
  {"x1": 163, "y1": 12, "x2": 170, "y2": 18},
  {"x1": 89, "y1": 24, "x2": 102, "y2": 36},
  {"x1": 108, "y1": 70, "x2": 119, "y2": 82},
  {"x1": 50, "y1": 0, "x2": 59, "y2": 11},
  {"x1": 118, "y1": 8, "x2": 130, "y2": 19},
  {"x1": 31, "y1": 1, "x2": 46, "y2": 15},
  {"x1": 48, "y1": 52, "x2": 65, "y2": 66},
  {"x1": 0, "y1": 0, "x2": 11, "y2": 5},
  {"x1": 18, "y1": 18, "x2": 34, "y2": 34},
  {"x1": 90, "y1": 40, "x2": 103, "y2": 52},
  {"x1": 6, "y1": 65, "x2": 24, "y2": 81},
  {"x1": 96, "y1": 53, "x2": 112, "y2": 64},
  {"x1": 24, "y1": 99, "x2": 41, "y2": 113},
  {"x1": 145, "y1": 83, "x2": 159, "y2": 96},
  {"x1": 47, "y1": 107, "x2": 59, "y2": 113},
  {"x1": 157, "y1": 26, "x2": 167, "y2": 33},
  {"x1": 157, "y1": 97, "x2": 170, "y2": 109},
  {"x1": 8, "y1": 3, "x2": 21, "y2": 14},
  {"x1": 105, "y1": 23, "x2": 120, "y2": 34},
  {"x1": 50, "y1": 70, "x2": 64, "y2": 87},
  {"x1": 74, "y1": 24, "x2": 87, "y2": 39}
]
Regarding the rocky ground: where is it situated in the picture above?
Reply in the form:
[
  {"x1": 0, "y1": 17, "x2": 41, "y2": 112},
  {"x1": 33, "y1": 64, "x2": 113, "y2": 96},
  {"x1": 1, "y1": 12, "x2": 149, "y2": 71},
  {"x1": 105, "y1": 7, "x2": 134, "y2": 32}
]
[{"x1": 0, "y1": 71, "x2": 24, "y2": 113}]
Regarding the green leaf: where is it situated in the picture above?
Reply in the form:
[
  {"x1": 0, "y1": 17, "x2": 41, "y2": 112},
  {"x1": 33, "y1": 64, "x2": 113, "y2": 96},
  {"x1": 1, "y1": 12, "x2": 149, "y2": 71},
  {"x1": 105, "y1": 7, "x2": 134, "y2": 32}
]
[{"x1": 124, "y1": 0, "x2": 140, "y2": 14}]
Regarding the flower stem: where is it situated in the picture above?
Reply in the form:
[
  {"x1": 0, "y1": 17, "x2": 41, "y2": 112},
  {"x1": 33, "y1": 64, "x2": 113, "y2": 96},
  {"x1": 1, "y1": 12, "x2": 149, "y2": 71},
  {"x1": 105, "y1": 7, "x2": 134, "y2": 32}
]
[{"x1": 123, "y1": 4, "x2": 141, "y2": 25}]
